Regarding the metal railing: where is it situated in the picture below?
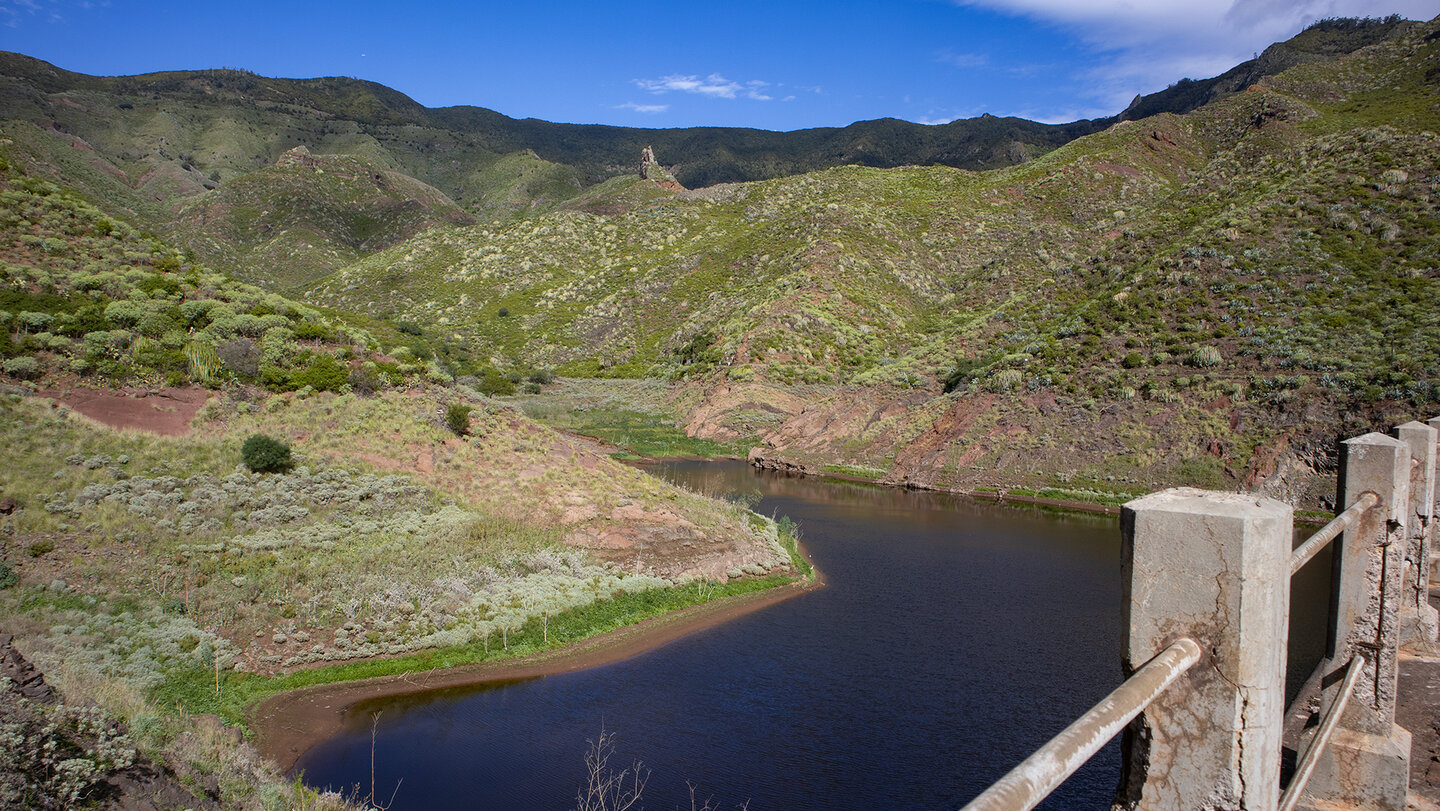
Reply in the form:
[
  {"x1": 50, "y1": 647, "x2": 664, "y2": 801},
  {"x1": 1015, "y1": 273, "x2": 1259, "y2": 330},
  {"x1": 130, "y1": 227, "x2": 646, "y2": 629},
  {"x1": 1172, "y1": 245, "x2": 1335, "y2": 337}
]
[
  {"x1": 1271, "y1": 488, "x2": 1382, "y2": 807},
  {"x1": 1289, "y1": 491, "x2": 1379, "y2": 576},
  {"x1": 960, "y1": 638, "x2": 1201, "y2": 811},
  {"x1": 1277, "y1": 654, "x2": 1364, "y2": 811},
  {"x1": 960, "y1": 439, "x2": 1412, "y2": 811}
]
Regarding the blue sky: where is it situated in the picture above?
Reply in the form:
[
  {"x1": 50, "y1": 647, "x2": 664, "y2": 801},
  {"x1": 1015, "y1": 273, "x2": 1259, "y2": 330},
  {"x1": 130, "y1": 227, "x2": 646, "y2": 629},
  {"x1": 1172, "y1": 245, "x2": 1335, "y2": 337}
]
[{"x1": 1, "y1": 0, "x2": 1437, "y2": 130}]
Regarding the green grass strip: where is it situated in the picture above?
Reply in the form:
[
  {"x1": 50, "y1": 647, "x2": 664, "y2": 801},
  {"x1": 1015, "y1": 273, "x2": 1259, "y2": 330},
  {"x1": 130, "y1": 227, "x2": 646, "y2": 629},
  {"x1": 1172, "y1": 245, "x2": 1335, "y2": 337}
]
[{"x1": 151, "y1": 575, "x2": 799, "y2": 728}]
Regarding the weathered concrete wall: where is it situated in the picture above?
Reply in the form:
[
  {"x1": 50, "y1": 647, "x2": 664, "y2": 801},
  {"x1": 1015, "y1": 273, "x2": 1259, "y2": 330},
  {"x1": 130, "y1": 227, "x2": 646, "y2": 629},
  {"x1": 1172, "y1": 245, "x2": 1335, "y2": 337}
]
[
  {"x1": 1303, "y1": 432, "x2": 1412, "y2": 811},
  {"x1": 1395, "y1": 421, "x2": 1438, "y2": 650},
  {"x1": 1117, "y1": 488, "x2": 1291, "y2": 811}
]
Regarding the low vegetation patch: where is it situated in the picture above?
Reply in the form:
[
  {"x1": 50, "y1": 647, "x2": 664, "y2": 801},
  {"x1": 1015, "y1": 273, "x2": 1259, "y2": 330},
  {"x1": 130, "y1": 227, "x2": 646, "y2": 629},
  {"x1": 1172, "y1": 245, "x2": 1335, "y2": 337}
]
[
  {"x1": 239, "y1": 434, "x2": 292, "y2": 474},
  {"x1": 0, "y1": 387, "x2": 803, "y2": 807}
]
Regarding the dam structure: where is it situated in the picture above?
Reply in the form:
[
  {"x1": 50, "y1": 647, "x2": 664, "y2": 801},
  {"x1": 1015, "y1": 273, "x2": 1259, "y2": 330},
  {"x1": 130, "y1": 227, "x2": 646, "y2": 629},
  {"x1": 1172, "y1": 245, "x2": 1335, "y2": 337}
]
[{"x1": 964, "y1": 418, "x2": 1440, "y2": 811}]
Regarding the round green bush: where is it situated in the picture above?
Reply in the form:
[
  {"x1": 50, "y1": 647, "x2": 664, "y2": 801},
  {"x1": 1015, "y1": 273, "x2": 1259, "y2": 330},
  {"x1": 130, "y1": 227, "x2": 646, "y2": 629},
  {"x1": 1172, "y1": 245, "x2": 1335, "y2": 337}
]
[
  {"x1": 290, "y1": 353, "x2": 350, "y2": 392},
  {"x1": 445, "y1": 402, "x2": 472, "y2": 436},
  {"x1": 241, "y1": 434, "x2": 292, "y2": 473}
]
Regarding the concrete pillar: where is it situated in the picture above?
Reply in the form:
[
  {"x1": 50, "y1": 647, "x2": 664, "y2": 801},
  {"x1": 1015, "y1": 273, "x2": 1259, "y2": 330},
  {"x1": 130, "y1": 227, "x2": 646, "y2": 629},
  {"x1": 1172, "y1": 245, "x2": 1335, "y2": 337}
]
[
  {"x1": 1303, "y1": 432, "x2": 1411, "y2": 811},
  {"x1": 1116, "y1": 488, "x2": 1291, "y2": 811},
  {"x1": 1428, "y1": 416, "x2": 1440, "y2": 589},
  {"x1": 1394, "y1": 421, "x2": 1438, "y2": 650}
]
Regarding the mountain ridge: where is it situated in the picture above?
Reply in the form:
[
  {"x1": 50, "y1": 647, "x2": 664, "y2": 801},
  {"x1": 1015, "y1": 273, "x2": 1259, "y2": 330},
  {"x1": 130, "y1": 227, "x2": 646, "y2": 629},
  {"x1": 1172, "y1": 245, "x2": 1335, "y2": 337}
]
[
  {"x1": 0, "y1": 14, "x2": 1413, "y2": 199},
  {"x1": 305, "y1": 14, "x2": 1440, "y2": 508}
]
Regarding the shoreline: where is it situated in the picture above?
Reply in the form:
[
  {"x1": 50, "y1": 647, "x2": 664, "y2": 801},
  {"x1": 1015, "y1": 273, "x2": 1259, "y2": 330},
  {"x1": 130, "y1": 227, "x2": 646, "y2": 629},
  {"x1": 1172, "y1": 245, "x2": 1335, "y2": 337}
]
[
  {"x1": 251, "y1": 573, "x2": 821, "y2": 773},
  {"x1": 615, "y1": 441, "x2": 1126, "y2": 517},
  {"x1": 749, "y1": 460, "x2": 1127, "y2": 517}
]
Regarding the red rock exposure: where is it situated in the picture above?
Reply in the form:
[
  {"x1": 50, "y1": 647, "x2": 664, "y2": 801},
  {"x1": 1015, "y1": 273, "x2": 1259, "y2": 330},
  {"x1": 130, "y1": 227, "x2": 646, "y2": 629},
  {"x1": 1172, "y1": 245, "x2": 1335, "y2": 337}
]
[{"x1": 38, "y1": 386, "x2": 209, "y2": 436}]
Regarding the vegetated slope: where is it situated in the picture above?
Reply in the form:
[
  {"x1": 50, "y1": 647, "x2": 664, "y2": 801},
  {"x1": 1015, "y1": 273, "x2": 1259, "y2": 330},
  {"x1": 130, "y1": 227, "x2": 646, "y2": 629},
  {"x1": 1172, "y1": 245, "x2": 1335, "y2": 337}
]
[
  {"x1": 0, "y1": 138, "x2": 791, "y2": 586},
  {"x1": 0, "y1": 18, "x2": 1409, "y2": 200},
  {"x1": 0, "y1": 50, "x2": 1090, "y2": 198},
  {"x1": 0, "y1": 383, "x2": 796, "y2": 805},
  {"x1": 0, "y1": 17, "x2": 1410, "y2": 295},
  {"x1": 1116, "y1": 14, "x2": 1415, "y2": 120},
  {"x1": 0, "y1": 140, "x2": 799, "y2": 804},
  {"x1": 0, "y1": 140, "x2": 535, "y2": 393},
  {"x1": 313, "y1": 17, "x2": 1440, "y2": 508},
  {"x1": 171, "y1": 146, "x2": 476, "y2": 292},
  {"x1": 0, "y1": 149, "x2": 417, "y2": 392}
]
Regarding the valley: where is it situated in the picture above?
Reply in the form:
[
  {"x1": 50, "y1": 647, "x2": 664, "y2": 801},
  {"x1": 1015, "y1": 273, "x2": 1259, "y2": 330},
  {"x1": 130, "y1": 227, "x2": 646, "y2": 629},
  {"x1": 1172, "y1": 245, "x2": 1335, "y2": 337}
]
[{"x1": 0, "y1": 12, "x2": 1436, "y2": 808}]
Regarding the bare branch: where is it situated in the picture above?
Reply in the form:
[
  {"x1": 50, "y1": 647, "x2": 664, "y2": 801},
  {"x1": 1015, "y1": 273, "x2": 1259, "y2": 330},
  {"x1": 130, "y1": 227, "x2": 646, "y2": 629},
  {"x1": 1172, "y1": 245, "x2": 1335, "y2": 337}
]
[{"x1": 573, "y1": 727, "x2": 649, "y2": 811}]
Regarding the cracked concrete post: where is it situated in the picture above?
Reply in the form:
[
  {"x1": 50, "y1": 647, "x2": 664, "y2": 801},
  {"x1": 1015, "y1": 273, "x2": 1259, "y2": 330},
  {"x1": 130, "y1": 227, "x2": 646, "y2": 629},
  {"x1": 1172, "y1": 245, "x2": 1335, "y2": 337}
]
[
  {"x1": 1394, "y1": 421, "x2": 1438, "y2": 650},
  {"x1": 1302, "y1": 432, "x2": 1411, "y2": 811},
  {"x1": 1428, "y1": 417, "x2": 1440, "y2": 587},
  {"x1": 1116, "y1": 488, "x2": 1291, "y2": 811}
]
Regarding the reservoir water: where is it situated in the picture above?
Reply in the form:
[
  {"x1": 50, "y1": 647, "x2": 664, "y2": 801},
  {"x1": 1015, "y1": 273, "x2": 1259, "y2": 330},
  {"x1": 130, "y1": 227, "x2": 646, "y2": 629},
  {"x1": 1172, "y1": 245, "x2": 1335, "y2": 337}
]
[{"x1": 293, "y1": 460, "x2": 1331, "y2": 810}]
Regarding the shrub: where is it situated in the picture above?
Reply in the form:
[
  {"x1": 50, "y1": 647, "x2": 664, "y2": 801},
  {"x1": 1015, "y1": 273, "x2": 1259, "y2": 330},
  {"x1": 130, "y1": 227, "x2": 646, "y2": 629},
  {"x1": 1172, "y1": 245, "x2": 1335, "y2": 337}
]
[
  {"x1": 292, "y1": 322, "x2": 332, "y2": 341},
  {"x1": 1190, "y1": 346, "x2": 1223, "y2": 368},
  {"x1": 445, "y1": 402, "x2": 472, "y2": 436},
  {"x1": 476, "y1": 368, "x2": 516, "y2": 396},
  {"x1": 16, "y1": 311, "x2": 52, "y2": 332},
  {"x1": 183, "y1": 341, "x2": 222, "y2": 384},
  {"x1": 102, "y1": 300, "x2": 144, "y2": 328},
  {"x1": 0, "y1": 561, "x2": 15, "y2": 589},
  {"x1": 1122, "y1": 352, "x2": 1145, "y2": 369},
  {"x1": 289, "y1": 354, "x2": 348, "y2": 392},
  {"x1": 259, "y1": 364, "x2": 291, "y2": 391},
  {"x1": 137, "y1": 274, "x2": 181, "y2": 297},
  {"x1": 942, "y1": 354, "x2": 997, "y2": 393},
  {"x1": 348, "y1": 363, "x2": 383, "y2": 395},
  {"x1": 241, "y1": 434, "x2": 292, "y2": 473},
  {"x1": 989, "y1": 369, "x2": 1024, "y2": 393},
  {"x1": 217, "y1": 338, "x2": 261, "y2": 378},
  {"x1": 2, "y1": 356, "x2": 39, "y2": 379}
]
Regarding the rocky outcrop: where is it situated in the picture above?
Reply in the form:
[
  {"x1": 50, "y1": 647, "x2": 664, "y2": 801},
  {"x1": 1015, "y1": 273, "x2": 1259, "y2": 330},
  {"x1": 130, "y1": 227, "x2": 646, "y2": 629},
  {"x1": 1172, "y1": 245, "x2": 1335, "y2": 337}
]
[
  {"x1": 639, "y1": 146, "x2": 685, "y2": 192},
  {"x1": 274, "y1": 144, "x2": 317, "y2": 168},
  {"x1": 0, "y1": 634, "x2": 54, "y2": 703},
  {"x1": 747, "y1": 446, "x2": 817, "y2": 476}
]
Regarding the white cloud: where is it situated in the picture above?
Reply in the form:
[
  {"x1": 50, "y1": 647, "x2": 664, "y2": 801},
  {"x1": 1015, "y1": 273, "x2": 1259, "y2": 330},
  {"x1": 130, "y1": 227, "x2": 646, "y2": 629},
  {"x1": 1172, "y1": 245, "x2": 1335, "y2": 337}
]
[
  {"x1": 615, "y1": 101, "x2": 669, "y2": 114},
  {"x1": 916, "y1": 115, "x2": 960, "y2": 125},
  {"x1": 951, "y1": 0, "x2": 1440, "y2": 112},
  {"x1": 0, "y1": 0, "x2": 106, "y2": 25},
  {"x1": 634, "y1": 73, "x2": 775, "y2": 101}
]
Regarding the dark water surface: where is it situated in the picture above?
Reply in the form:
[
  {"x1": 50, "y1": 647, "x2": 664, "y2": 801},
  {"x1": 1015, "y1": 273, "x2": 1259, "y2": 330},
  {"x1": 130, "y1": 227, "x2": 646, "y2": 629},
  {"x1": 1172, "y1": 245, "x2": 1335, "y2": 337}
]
[{"x1": 294, "y1": 461, "x2": 1330, "y2": 810}]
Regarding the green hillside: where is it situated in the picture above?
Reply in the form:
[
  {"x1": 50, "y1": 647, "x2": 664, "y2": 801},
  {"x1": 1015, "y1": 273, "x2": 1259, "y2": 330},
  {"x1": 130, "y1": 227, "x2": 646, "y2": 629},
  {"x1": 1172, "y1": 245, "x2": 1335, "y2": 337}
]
[
  {"x1": 0, "y1": 14, "x2": 1405, "y2": 221},
  {"x1": 0, "y1": 145, "x2": 455, "y2": 393},
  {"x1": 310, "y1": 17, "x2": 1440, "y2": 399},
  {"x1": 0, "y1": 50, "x2": 1088, "y2": 197},
  {"x1": 171, "y1": 146, "x2": 476, "y2": 292},
  {"x1": 307, "y1": 17, "x2": 1440, "y2": 506}
]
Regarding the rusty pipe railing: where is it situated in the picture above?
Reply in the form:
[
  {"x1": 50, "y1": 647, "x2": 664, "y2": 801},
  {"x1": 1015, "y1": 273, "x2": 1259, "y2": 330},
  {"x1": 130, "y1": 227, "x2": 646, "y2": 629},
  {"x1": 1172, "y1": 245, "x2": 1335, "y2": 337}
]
[
  {"x1": 960, "y1": 637, "x2": 1202, "y2": 811},
  {"x1": 1277, "y1": 655, "x2": 1364, "y2": 811},
  {"x1": 1290, "y1": 491, "x2": 1380, "y2": 576}
]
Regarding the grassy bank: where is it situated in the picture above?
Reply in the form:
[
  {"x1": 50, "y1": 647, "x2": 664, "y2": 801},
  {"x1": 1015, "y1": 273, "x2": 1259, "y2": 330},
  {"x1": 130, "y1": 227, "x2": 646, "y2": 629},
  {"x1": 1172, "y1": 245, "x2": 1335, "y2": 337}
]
[
  {"x1": 513, "y1": 379, "x2": 755, "y2": 459},
  {"x1": 0, "y1": 382, "x2": 804, "y2": 806},
  {"x1": 153, "y1": 573, "x2": 800, "y2": 727}
]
